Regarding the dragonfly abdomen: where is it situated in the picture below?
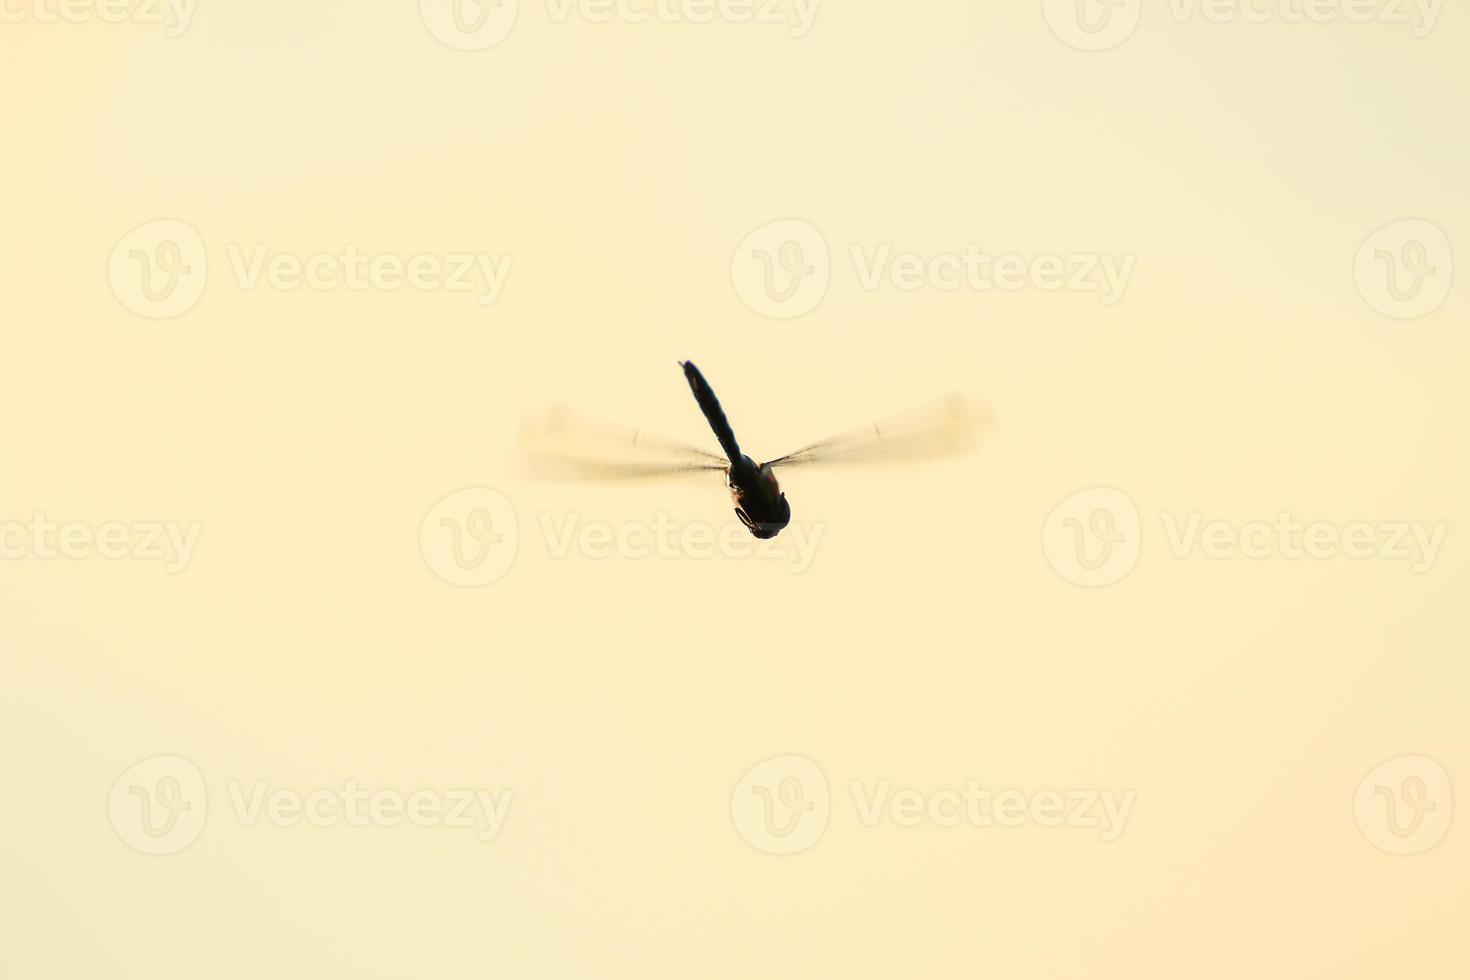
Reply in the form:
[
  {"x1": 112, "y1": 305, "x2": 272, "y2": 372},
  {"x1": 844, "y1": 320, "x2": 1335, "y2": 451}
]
[{"x1": 681, "y1": 361, "x2": 742, "y2": 465}]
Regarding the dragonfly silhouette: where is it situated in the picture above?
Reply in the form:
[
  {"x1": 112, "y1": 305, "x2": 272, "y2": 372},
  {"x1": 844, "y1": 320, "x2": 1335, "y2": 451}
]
[{"x1": 522, "y1": 361, "x2": 989, "y2": 539}]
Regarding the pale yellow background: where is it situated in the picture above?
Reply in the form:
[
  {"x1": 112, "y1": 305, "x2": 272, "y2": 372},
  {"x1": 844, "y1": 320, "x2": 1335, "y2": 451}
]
[{"x1": 1, "y1": 2, "x2": 1466, "y2": 977}]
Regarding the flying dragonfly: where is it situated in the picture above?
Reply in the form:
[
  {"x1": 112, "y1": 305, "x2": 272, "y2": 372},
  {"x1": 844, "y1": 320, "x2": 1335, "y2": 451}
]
[{"x1": 522, "y1": 361, "x2": 990, "y2": 539}]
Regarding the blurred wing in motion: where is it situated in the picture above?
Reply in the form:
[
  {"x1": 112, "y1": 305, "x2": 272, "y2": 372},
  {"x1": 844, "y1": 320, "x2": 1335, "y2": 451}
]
[
  {"x1": 765, "y1": 395, "x2": 992, "y2": 469},
  {"x1": 521, "y1": 405, "x2": 728, "y2": 480}
]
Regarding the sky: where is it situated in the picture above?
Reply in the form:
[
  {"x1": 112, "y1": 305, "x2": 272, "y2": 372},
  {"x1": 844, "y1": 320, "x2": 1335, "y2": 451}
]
[{"x1": 1, "y1": 2, "x2": 1466, "y2": 977}]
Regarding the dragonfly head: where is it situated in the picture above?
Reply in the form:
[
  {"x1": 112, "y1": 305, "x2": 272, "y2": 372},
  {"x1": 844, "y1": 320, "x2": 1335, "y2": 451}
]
[{"x1": 730, "y1": 461, "x2": 791, "y2": 539}]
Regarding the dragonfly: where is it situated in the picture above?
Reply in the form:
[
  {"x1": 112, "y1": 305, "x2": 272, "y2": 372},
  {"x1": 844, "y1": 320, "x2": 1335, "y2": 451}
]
[{"x1": 522, "y1": 361, "x2": 990, "y2": 540}]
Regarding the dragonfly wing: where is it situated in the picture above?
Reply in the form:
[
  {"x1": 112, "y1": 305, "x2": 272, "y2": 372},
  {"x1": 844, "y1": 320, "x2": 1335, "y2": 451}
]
[
  {"x1": 521, "y1": 405, "x2": 728, "y2": 481},
  {"x1": 765, "y1": 394, "x2": 992, "y2": 469}
]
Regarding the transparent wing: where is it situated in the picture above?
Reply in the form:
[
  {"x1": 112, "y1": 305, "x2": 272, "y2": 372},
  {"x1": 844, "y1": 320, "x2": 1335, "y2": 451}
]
[
  {"x1": 765, "y1": 394, "x2": 992, "y2": 469},
  {"x1": 521, "y1": 404, "x2": 728, "y2": 481}
]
